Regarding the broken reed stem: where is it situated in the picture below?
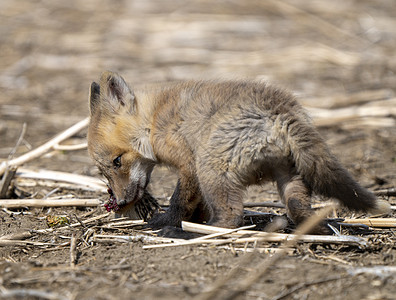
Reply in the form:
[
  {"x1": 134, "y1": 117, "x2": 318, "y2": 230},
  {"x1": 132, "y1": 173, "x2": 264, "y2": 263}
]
[
  {"x1": 244, "y1": 201, "x2": 285, "y2": 208},
  {"x1": 0, "y1": 198, "x2": 101, "y2": 208},
  {"x1": 374, "y1": 187, "x2": 396, "y2": 197},
  {"x1": 0, "y1": 118, "x2": 89, "y2": 177},
  {"x1": 0, "y1": 231, "x2": 34, "y2": 241},
  {"x1": 70, "y1": 233, "x2": 77, "y2": 268},
  {"x1": 53, "y1": 143, "x2": 87, "y2": 151},
  {"x1": 0, "y1": 166, "x2": 17, "y2": 198},
  {"x1": 15, "y1": 168, "x2": 106, "y2": 192},
  {"x1": 342, "y1": 218, "x2": 396, "y2": 228},
  {"x1": 0, "y1": 287, "x2": 68, "y2": 300},
  {"x1": 0, "y1": 240, "x2": 51, "y2": 247},
  {"x1": 92, "y1": 234, "x2": 177, "y2": 244},
  {"x1": 182, "y1": 221, "x2": 367, "y2": 247}
]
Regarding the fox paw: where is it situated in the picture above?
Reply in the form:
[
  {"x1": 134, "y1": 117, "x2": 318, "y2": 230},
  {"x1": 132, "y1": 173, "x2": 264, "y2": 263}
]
[
  {"x1": 156, "y1": 226, "x2": 200, "y2": 239},
  {"x1": 147, "y1": 212, "x2": 182, "y2": 229}
]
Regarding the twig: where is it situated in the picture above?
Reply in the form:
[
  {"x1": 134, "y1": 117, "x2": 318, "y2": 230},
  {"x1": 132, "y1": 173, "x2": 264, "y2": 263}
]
[
  {"x1": 244, "y1": 202, "x2": 285, "y2": 208},
  {"x1": 0, "y1": 231, "x2": 33, "y2": 241},
  {"x1": 342, "y1": 218, "x2": 396, "y2": 228},
  {"x1": 92, "y1": 234, "x2": 178, "y2": 244},
  {"x1": 308, "y1": 99, "x2": 396, "y2": 128},
  {"x1": 15, "y1": 168, "x2": 106, "y2": 192},
  {"x1": 0, "y1": 198, "x2": 101, "y2": 208},
  {"x1": 8, "y1": 123, "x2": 28, "y2": 159},
  {"x1": 143, "y1": 236, "x2": 291, "y2": 249},
  {"x1": 0, "y1": 240, "x2": 51, "y2": 247},
  {"x1": 0, "y1": 118, "x2": 89, "y2": 177},
  {"x1": 100, "y1": 219, "x2": 146, "y2": 228},
  {"x1": 374, "y1": 187, "x2": 396, "y2": 197},
  {"x1": 193, "y1": 224, "x2": 256, "y2": 241},
  {"x1": 70, "y1": 233, "x2": 77, "y2": 268},
  {"x1": 0, "y1": 166, "x2": 17, "y2": 198},
  {"x1": 143, "y1": 225, "x2": 257, "y2": 249},
  {"x1": 0, "y1": 286, "x2": 68, "y2": 300},
  {"x1": 53, "y1": 143, "x2": 87, "y2": 151},
  {"x1": 219, "y1": 246, "x2": 294, "y2": 255},
  {"x1": 182, "y1": 222, "x2": 367, "y2": 247}
]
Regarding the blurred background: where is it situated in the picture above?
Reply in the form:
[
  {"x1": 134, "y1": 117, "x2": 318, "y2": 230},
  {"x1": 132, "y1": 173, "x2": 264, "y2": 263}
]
[{"x1": 0, "y1": 0, "x2": 395, "y2": 182}]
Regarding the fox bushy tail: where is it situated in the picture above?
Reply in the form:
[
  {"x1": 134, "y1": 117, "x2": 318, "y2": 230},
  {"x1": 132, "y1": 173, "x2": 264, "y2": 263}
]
[{"x1": 285, "y1": 117, "x2": 388, "y2": 213}]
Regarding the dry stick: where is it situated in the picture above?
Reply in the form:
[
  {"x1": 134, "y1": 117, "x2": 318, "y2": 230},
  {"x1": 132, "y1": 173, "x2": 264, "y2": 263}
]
[
  {"x1": 8, "y1": 123, "x2": 28, "y2": 159},
  {"x1": 15, "y1": 168, "x2": 106, "y2": 192},
  {"x1": 0, "y1": 231, "x2": 33, "y2": 241},
  {"x1": 145, "y1": 223, "x2": 368, "y2": 249},
  {"x1": 307, "y1": 101, "x2": 396, "y2": 127},
  {"x1": 182, "y1": 222, "x2": 367, "y2": 247},
  {"x1": 374, "y1": 187, "x2": 396, "y2": 197},
  {"x1": 0, "y1": 287, "x2": 68, "y2": 300},
  {"x1": 0, "y1": 166, "x2": 17, "y2": 198},
  {"x1": 195, "y1": 205, "x2": 335, "y2": 300},
  {"x1": 342, "y1": 218, "x2": 396, "y2": 228},
  {"x1": 93, "y1": 234, "x2": 177, "y2": 244},
  {"x1": 143, "y1": 237, "x2": 287, "y2": 249},
  {"x1": 70, "y1": 233, "x2": 77, "y2": 268},
  {"x1": 143, "y1": 225, "x2": 257, "y2": 249},
  {"x1": 0, "y1": 240, "x2": 51, "y2": 247},
  {"x1": 53, "y1": 143, "x2": 87, "y2": 151},
  {"x1": 0, "y1": 123, "x2": 27, "y2": 197},
  {"x1": 0, "y1": 198, "x2": 101, "y2": 208},
  {"x1": 244, "y1": 202, "x2": 285, "y2": 208},
  {"x1": 0, "y1": 117, "x2": 89, "y2": 177}
]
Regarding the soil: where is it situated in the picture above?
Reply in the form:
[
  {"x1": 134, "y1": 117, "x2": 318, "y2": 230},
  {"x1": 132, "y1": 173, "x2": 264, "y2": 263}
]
[{"x1": 1, "y1": 0, "x2": 396, "y2": 299}]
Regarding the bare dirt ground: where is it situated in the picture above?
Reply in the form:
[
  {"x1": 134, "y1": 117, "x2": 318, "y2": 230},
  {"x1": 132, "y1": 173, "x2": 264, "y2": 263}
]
[{"x1": 1, "y1": 0, "x2": 396, "y2": 299}]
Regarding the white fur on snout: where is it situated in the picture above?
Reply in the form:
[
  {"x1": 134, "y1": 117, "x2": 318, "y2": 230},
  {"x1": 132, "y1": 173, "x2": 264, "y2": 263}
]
[
  {"x1": 129, "y1": 160, "x2": 149, "y2": 184},
  {"x1": 125, "y1": 160, "x2": 154, "y2": 203},
  {"x1": 116, "y1": 161, "x2": 153, "y2": 207}
]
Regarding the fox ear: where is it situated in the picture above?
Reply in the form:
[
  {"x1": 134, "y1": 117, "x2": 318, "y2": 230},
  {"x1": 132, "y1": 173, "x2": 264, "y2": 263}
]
[
  {"x1": 100, "y1": 71, "x2": 136, "y2": 113},
  {"x1": 88, "y1": 82, "x2": 100, "y2": 116}
]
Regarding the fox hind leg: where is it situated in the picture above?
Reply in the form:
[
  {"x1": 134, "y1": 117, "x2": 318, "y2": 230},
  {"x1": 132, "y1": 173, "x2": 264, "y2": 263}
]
[{"x1": 276, "y1": 172, "x2": 332, "y2": 234}]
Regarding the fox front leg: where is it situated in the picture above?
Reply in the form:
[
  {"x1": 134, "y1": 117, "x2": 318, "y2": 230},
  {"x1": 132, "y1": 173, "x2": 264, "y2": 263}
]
[{"x1": 148, "y1": 176, "x2": 204, "y2": 228}]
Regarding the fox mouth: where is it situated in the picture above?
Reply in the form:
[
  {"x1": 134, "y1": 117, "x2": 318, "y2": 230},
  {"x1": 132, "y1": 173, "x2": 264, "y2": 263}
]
[
  {"x1": 104, "y1": 188, "x2": 121, "y2": 212},
  {"x1": 104, "y1": 186, "x2": 145, "y2": 212}
]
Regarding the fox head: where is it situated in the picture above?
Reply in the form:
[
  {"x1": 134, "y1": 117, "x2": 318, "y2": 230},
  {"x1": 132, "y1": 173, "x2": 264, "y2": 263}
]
[{"x1": 87, "y1": 71, "x2": 157, "y2": 213}]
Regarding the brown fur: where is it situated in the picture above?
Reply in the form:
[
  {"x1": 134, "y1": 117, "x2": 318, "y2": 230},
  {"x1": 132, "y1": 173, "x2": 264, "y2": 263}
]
[{"x1": 87, "y1": 71, "x2": 389, "y2": 233}]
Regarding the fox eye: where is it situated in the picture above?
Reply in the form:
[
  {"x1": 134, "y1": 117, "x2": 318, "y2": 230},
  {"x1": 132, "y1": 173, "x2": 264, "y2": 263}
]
[{"x1": 113, "y1": 155, "x2": 122, "y2": 168}]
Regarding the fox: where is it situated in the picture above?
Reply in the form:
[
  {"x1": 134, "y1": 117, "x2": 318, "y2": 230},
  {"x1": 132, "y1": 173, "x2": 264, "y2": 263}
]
[{"x1": 87, "y1": 71, "x2": 390, "y2": 234}]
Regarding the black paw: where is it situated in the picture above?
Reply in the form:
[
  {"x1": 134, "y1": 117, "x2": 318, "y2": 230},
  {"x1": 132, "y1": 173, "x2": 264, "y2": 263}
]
[
  {"x1": 147, "y1": 212, "x2": 182, "y2": 229},
  {"x1": 157, "y1": 226, "x2": 200, "y2": 239}
]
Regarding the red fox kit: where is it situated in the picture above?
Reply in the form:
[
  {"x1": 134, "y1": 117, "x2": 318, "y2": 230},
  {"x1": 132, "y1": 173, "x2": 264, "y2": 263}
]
[{"x1": 87, "y1": 71, "x2": 389, "y2": 233}]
